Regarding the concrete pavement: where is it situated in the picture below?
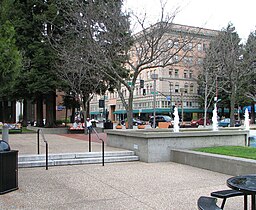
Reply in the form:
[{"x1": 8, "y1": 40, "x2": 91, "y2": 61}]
[{"x1": 0, "y1": 133, "x2": 246, "y2": 209}]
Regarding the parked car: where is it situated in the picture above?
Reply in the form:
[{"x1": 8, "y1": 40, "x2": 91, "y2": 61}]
[
  {"x1": 133, "y1": 119, "x2": 145, "y2": 126},
  {"x1": 149, "y1": 115, "x2": 173, "y2": 128},
  {"x1": 190, "y1": 118, "x2": 211, "y2": 127},
  {"x1": 121, "y1": 119, "x2": 145, "y2": 126},
  {"x1": 218, "y1": 118, "x2": 241, "y2": 127}
]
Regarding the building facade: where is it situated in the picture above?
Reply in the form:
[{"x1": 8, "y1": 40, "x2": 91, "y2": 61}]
[{"x1": 89, "y1": 23, "x2": 218, "y2": 122}]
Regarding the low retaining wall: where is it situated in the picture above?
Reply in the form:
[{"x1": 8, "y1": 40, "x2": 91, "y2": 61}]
[
  {"x1": 106, "y1": 129, "x2": 249, "y2": 163},
  {"x1": 171, "y1": 149, "x2": 256, "y2": 176},
  {"x1": 27, "y1": 126, "x2": 104, "y2": 134}
]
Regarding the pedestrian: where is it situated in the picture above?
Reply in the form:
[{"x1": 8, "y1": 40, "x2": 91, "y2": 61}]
[{"x1": 86, "y1": 118, "x2": 92, "y2": 134}]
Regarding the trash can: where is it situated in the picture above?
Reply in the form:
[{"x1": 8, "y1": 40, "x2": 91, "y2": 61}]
[
  {"x1": 104, "y1": 121, "x2": 113, "y2": 129},
  {"x1": 0, "y1": 140, "x2": 18, "y2": 194}
]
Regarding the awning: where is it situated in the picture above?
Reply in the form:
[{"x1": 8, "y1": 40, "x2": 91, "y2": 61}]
[
  {"x1": 113, "y1": 108, "x2": 207, "y2": 114},
  {"x1": 90, "y1": 111, "x2": 101, "y2": 115}
]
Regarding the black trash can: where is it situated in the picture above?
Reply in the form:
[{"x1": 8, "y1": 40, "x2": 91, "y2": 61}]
[
  {"x1": 104, "y1": 121, "x2": 113, "y2": 129},
  {"x1": 0, "y1": 140, "x2": 18, "y2": 194}
]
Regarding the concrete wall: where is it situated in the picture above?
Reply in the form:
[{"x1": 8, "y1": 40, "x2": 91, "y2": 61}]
[
  {"x1": 171, "y1": 149, "x2": 256, "y2": 176},
  {"x1": 106, "y1": 129, "x2": 249, "y2": 163}
]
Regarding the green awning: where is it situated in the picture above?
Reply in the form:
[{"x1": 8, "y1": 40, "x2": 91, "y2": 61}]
[
  {"x1": 90, "y1": 111, "x2": 101, "y2": 115},
  {"x1": 113, "y1": 108, "x2": 211, "y2": 114}
]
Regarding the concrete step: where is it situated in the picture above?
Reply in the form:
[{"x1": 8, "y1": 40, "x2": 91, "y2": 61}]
[{"x1": 18, "y1": 151, "x2": 139, "y2": 168}]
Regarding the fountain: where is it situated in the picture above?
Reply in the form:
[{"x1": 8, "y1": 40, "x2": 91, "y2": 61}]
[
  {"x1": 212, "y1": 103, "x2": 218, "y2": 131},
  {"x1": 173, "y1": 107, "x2": 180, "y2": 132},
  {"x1": 244, "y1": 108, "x2": 250, "y2": 130}
]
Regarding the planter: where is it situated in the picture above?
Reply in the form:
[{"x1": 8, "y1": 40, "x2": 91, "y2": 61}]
[{"x1": 138, "y1": 125, "x2": 145, "y2": 129}]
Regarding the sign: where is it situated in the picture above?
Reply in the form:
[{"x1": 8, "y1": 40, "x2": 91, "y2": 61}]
[
  {"x1": 99, "y1": 99, "x2": 104, "y2": 108},
  {"x1": 151, "y1": 91, "x2": 158, "y2": 94}
]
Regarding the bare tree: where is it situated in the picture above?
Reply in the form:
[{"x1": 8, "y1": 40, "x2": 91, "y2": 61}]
[
  {"x1": 243, "y1": 31, "x2": 256, "y2": 123},
  {"x1": 95, "y1": 4, "x2": 207, "y2": 128},
  {"x1": 202, "y1": 24, "x2": 254, "y2": 126},
  {"x1": 48, "y1": 0, "x2": 127, "y2": 122}
]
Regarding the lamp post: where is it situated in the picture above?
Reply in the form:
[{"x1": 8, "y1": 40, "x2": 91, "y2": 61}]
[
  {"x1": 180, "y1": 88, "x2": 184, "y2": 123},
  {"x1": 151, "y1": 73, "x2": 158, "y2": 128}
]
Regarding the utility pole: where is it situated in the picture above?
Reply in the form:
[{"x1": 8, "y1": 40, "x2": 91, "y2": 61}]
[
  {"x1": 151, "y1": 73, "x2": 158, "y2": 128},
  {"x1": 180, "y1": 88, "x2": 184, "y2": 123}
]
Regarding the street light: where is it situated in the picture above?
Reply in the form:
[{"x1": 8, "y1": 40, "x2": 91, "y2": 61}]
[
  {"x1": 180, "y1": 88, "x2": 184, "y2": 123},
  {"x1": 151, "y1": 73, "x2": 158, "y2": 128}
]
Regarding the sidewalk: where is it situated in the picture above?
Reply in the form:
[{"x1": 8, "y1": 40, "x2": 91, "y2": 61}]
[{"x1": 1, "y1": 133, "x2": 245, "y2": 210}]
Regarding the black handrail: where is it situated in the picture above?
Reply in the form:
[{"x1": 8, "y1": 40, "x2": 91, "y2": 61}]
[
  {"x1": 92, "y1": 127, "x2": 104, "y2": 166},
  {"x1": 37, "y1": 129, "x2": 49, "y2": 170}
]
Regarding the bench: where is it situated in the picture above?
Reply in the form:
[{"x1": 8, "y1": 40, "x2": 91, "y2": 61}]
[
  {"x1": 197, "y1": 196, "x2": 222, "y2": 210},
  {"x1": 211, "y1": 189, "x2": 245, "y2": 209}
]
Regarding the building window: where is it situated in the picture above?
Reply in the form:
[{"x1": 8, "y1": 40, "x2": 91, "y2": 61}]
[
  {"x1": 189, "y1": 70, "x2": 193, "y2": 78},
  {"x1": 184, "y1": 83, "x2": 188, "y2": 93},
  {"x1": 197, "y1": 43, "x2": 202, "y2": 51},
  {"x1": 190, "y1": 84, "x2": 194, "y2": 93},
  {"x1": 198, "y1": 58, "x2": 203, "y2": 65},
  {"x1": 175, "y1": 83, "x2": 179, "y2": 93},
  {"x1": 174, "y1": 55, "x2": 179, "y2": 62},
  {"x1": 169, "y1": 69, "x2": 173, "y2": 77},
  {"x1": 175, "y1": 69, "x2": 179, "y2": 78},
  {"x1": 174, "y1": 41, "x2": 179, "y2": 48},
  {"x1": 188, "y1": 42, "x2": 193, "y2": 50},
  {"x1": 184, "y1": 70, "x2": 188, "y2": 78},
  {"x1": 167, "y1": 39, "x2": 173, "y2": 48}
]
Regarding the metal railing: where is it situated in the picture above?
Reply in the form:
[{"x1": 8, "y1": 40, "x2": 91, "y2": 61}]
[
  {"x1": 91, "y1": 127, "x2": 104, "y2": 166},
  {"x1": 37, "y1": 129, "x2": 49, "y2": 170}
]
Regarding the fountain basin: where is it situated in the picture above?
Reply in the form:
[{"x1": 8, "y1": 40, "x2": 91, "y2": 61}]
[{"x1": 106, "y1": 129, "x2": 249, "y2": 163}]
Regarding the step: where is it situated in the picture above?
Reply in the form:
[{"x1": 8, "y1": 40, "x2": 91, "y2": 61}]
[
  {"x1": 18, "y1": 150, "x2": 139, "y2": 168},
  {"x1": 18, "y1": 151, "x2": 136, "y2": 162}
]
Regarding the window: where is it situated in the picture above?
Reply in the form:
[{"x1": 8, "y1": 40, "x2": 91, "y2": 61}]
[
  {"x1": 188, "y1": 42, "x2": 193, "y2": 50},
  {"x1": 169, "y1": 69, "x2": 173, "y2": 77},
  {"x1": 174, "y1": 41, "x2": 179, "y2": 48},
  {"x1": 184, "y1": 70, "x2": 188, "y2": 78},
  {"x1": 198, "y1": 58, "x2": 203, "y2": 65},
  {"x1": 167, "y1": 39, "x2": 173, "y2": 48},
  {"x1": 174, "y1": 55, "x2": 179, "y2": 62},
  {"x1": 175, "y1": 69, "x2": 179, "y2": 78},
  {"x1": 169, "y1": 82, "x2": 174, "y2": 93},
  {"x1": 197, "y1": 43, "x2": 202, "y2": 51},
  {"x1": 184, "y1": 83, "x2": 188, "y2": 93},
  {"x1": 189, "y1": 70, "x2": 193, "y2": 78},
  {"x1": 175, "y1": 83, "x2": 179, "y2": 93},
  {"x1": 190, "y1": 84, "x2": 194, "y2": 93}
]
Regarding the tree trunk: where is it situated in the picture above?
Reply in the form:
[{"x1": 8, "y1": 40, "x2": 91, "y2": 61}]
[
  {"x1": 36, "y1": 96, "x2": 44, "y2": 127},
  {"x1": 126, "y1": 91, "x2": 134, "y2": 129},
  {"x1": 45, "y1": 92, "x2": 56, "y2": 127},
  {"x1": 251, "y1": 101, "x2": 255, "y2": 124},
  {"x1": 22, "y1": 99, "x2": 28, "y2": 127},
  {"x1": 229, "y1": 91, "x2": 236, "y2": 127}
]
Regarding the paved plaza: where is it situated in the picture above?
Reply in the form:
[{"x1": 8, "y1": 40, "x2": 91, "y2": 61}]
[{"x1": 0, "y1": 132, "x2": 248, "y2": 209}]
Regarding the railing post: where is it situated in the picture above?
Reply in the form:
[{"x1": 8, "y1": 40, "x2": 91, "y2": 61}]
[
  {"x1": 102, "y1": 139, "x2": 104, "y2": 166},
  {"x1": 37, "y1": 129, "x2": 40, "y2": 154},
  {"x1": 45, "y1": 142, "x2": 48, "y2": 170},
  {"x1": 88, "y1": 129, "x2": 91, "y2": 152}
]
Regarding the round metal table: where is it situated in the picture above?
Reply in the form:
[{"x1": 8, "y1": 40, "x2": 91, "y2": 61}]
[{"x1": 227, "y1": 174, "x2": 256, "y2": 210}]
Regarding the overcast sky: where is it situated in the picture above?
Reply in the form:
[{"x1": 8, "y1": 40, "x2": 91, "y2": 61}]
[{"x1": 123, "y1": 0, "x2": 256, "y2": 42}]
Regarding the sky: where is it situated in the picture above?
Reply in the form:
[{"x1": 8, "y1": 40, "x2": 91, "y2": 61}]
[{"x1": 123, "y1": 0, "x2": 256, "y2": 43}]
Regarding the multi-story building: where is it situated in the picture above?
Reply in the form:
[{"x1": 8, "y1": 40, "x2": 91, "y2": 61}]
[{"x1": 90, "y1": 23, "x2": 218, "y2": 122}]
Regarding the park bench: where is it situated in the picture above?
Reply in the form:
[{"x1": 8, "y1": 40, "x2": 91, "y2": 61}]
[
  {"x1": 211, "y1": 189, "x2": 245, "y2": 209},
  {"x1": 197, "y1": 196, "x2": 222, "y2": 210}
]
